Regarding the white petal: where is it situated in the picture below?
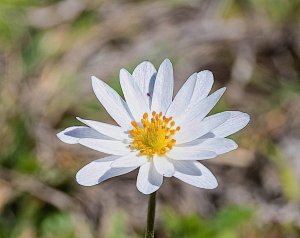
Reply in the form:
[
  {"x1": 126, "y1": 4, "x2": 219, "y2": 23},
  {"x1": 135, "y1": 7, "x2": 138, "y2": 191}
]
[
  {"x1": 78, "y1": 138, "x2": 130, "y2": 155},
  {"x1": 189, "y1": 70, "x2": 214, "y2": 105},
  {"x1": 209, "y1": 111, "x2": 250, "y2": 137},
  {"x1": 120, "y1": 69, "x2": 150, "y2": 121},
  {"x1": 76, "y1": 156, "x2": 136, "y2": 186},
  {"x1": 172, "y1": 160, "x2": 203, "y2": 175},
  {"x1": 180, "y1": 138, "x2": 238, "y2": 155},
  {"x1": 173, "y1": 160, "x2": 218, "y2": 189},
  {"x1": 132, "y1": 61, "x2": 156, "y2": 106},
  {"x1": 153, "y1": 156, "x2": 175, "y2": 177},
  {"x1": 111, "y1": 153, "x2": 148, "y2": 168},
  {"x1": 178, "y1": 87, "x2": 226, "y2": 125},
  {"x1": 136, "y1": 161, "x2": 163, "y2": 194},
  {"x1": 76, "y1": 117, "x2": 129, "y2": 140},
  {"x1": 166, "y1": 73, "x2": 197, "y2": 120},
  {"x1": 168, "y1": 147, "x2": 217, "y2": 160},
  {"x1": 167, "y1": 70, "x2": 214, "y2": 122},
  {"x1": 91, "y1": 76, "x2": 134, "y2": 129},
  {"x1": 57, "y1": 126, "x2": 108, "y2": 144},
  {"x1": 151, "y1": 59, "x2": 174, "y2": 115},
  {"x1": 174, "y1": 112, "x2": 230, "y2": 144}
]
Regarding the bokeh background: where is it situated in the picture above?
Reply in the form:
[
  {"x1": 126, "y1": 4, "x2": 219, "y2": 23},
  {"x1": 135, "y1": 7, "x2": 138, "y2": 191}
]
[{"x1": 1, "y1": 0, "x2": 300, "y2": 237}]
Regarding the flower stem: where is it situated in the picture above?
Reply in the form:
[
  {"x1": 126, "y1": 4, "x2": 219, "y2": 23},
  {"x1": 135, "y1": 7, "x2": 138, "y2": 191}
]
[{"x1": 145, "y1": 191, "x2": 157, "y2": 238}]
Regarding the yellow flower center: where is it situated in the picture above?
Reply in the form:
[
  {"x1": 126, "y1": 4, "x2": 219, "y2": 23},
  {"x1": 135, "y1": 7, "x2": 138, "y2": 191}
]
[{"x1": 129, "y1": 111, "x2": 180, "y2": 158}]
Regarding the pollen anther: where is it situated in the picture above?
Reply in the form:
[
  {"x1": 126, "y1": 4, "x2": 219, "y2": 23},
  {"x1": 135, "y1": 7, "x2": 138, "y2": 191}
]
[{"x1": 129, "y1": 111, "x2": 180, "y2": 157}]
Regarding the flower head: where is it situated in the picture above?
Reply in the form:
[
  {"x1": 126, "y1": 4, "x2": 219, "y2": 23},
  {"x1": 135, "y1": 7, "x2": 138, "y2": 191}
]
[{"x1": 57, "y1": 59, "x2": 250, "y2": 194}]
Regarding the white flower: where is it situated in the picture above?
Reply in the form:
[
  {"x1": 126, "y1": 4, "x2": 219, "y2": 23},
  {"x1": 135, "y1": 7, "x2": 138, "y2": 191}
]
[{"x1": 57, "y1": 59, "x2": 250, "y2": 195}]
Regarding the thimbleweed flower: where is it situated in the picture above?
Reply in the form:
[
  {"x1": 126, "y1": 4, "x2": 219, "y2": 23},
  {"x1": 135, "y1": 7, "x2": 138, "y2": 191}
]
[{"x1": 57, "y1": 59, "x2": 250, "y2": 195}]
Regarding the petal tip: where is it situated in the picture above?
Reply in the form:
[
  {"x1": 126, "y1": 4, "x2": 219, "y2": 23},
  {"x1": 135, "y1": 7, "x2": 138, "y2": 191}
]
[
  {"x1": 162, "y1": 58, "x2": 172, "y2": 66},
  {"x1": 76, "y1": 116, "x2": 82, "y2": 121},
  {"x1": 208, "y1": 181, "x2": 218, "y2": 189},
  {"x1": 75, "y1": 172, "x2": 93, "y2": 187},
  {"x1": 56, "y1": 129, "x2": 78, "y2": 144},
  {"x1": 233, "y1": 141, "x2": 239, "y2": 150},
  {"x1": 198, "y1": 70, "x2": 213, "y2": 77},
  {"x1": 119, "y1": 68, "x2": 131, "y2": 82},
  {"x1": 119, "y1": 68, "x2": 127, "y2": 75},
  {"x1": 91, "y1": 75, "x2": 99, "y2": 82},
  {"x1": 140, "y1": 60, "x2": 152, "y2": 64},
  {"x1": 91, "y1": 76, "x2": 103, "y2": 89},
  {"x1": 136, "y1": 186, "x2": 157, "y2": 195},
  {"x1": 245, "y1": 113, "x2": 251, "y2": 123},
  {"x1": 56, "y1": 131, "x2": 64, "y2": 141}
]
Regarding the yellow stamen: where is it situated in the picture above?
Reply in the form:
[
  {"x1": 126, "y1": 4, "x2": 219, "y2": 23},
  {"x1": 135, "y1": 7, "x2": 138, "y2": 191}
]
[
  {"x1": 129, "y1": 111, "x2": 180, "y2": 157},
  {"x1": 131, "y1": 121, "x2": 138, "y2": 128}
]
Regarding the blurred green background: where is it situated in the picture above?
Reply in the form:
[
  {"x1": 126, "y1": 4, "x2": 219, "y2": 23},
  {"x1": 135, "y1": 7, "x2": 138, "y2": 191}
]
[{"x1": 1, "y1": 0, "x2": 300, "y2": 237}]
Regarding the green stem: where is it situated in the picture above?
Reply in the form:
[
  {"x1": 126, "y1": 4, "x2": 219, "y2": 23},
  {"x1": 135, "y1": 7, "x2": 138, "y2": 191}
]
[{"x1": 145, "y1": 192, "x2": 157, "y2": 238}]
